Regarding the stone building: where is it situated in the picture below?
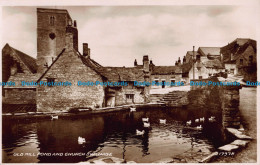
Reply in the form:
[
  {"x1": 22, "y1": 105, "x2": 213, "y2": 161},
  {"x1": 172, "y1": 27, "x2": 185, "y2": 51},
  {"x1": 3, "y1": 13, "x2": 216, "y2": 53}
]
[
  {"x1": 2, "y1": 44, "x2": 37, "y2": 106},
  {"x1": 1, "y1": 8, "x2": 257, "y2": 112},
  {"x1": 220, "y1": 38, "x2": 257, "y2": 81}
]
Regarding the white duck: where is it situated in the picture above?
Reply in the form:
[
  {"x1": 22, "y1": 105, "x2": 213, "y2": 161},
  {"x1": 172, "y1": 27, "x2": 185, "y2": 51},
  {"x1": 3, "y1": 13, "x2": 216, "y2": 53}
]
[
  {"x1": 196, "y1": 125, "x2": 203, "y2": 131},
  {"x1": 78, "y1": 136, "x2": 86, "y2": 144},
  {"x1": 186, "y1": 120, "x2": 192, "y2": 126},
  {"x1": 136, "y1": 129, "x2": 145, "y2": 135},
  {"x1": 159, "y1": 119, "x2": 166, "y2": 124},
  {"x1": 200, "y1": 117, "x2": 205, "y2": 122},
  {"x1": 142, "y1": 118, "x2": 149, "y2": 122},
  {"x1": 209, "y1": 116, "x2": 216, "y2": 122},
  {"x1": 143, "y1": 122, "x2": 150, "y2": 128},
  {"x1": 195, "y1": 119, "x2": 199, "y2": 123},
  {"x1": 51, "y1": 115, "x2": 58, "y2": 120},
  {"x1": 130, "y1": 107, "x2": 136, "y2": 112}
]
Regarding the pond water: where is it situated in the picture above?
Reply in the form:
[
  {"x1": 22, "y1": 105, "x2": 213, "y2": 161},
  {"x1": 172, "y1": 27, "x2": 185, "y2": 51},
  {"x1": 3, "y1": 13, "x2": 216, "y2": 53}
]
[{"x1": 2, "y1": 108, "x2": 223, "y2": 163}]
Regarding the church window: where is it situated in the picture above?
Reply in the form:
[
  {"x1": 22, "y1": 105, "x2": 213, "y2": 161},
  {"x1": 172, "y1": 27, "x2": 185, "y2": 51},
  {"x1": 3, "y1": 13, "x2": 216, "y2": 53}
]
[{"x1": 50, "y1": 16, "x2": 55, "y2": 26}]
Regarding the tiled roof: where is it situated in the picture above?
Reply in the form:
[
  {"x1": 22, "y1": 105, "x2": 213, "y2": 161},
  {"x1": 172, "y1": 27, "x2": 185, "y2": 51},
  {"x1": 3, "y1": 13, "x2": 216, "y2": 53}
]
[
  {"x1": 151, "y1": 66, "x2": 182, "y2": 75},
  {"x1": 181, "y1": 62, "x2": 193, "y2": 73},
  {"x1": 99, "y1": 67, "x2": 144, "y2": 82},
  {"x1": 221, "y1": 38, "x2": 256, "y2": 63},
  {"x1": 198, "y1": 47, "x2": 221, "y2": 56},
  {"x1": 202, "y1": 59, "x2": 224, "y2": 69},
  {"x1": 3, "y1": 44, "x2": 37, "y2": 73}
]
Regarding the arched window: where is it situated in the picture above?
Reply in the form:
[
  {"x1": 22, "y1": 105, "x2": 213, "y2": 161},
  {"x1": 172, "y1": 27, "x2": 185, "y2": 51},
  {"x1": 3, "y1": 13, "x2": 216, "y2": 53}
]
[{"x1": 50, "y1": 16, "x2": 55, "y2": 26}]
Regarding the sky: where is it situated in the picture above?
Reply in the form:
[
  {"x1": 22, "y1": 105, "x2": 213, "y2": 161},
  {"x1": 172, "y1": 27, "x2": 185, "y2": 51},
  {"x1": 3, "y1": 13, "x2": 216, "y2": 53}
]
[{"x1": 1, "y1": 5, "x2": 258, "y2": 67}]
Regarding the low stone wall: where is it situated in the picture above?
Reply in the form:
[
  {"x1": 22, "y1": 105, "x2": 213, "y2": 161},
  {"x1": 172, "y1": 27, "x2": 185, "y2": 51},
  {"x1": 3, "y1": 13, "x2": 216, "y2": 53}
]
[{"x1": 189, "y1": 78, "x2": 242, "y2": 128}]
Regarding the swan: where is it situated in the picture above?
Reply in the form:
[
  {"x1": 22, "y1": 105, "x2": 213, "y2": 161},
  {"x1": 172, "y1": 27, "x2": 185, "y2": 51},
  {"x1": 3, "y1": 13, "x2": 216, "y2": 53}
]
[
  {"x1": 142, "y1": 118, "x2": 149, "y2": 122},
  {"x1": 130, "y1": 107, "x2": 136, "y2": 112},
  {"x1": 186, "y1": 120, "x2": 192, "y2": 126},
  {"x1": 159, "y1": 119, "x2": 166, "y2": 124},
  {"x1": 78, "y1": 136, "x2": 86, "y2": 144},
  {"x1": 195, "y1": 119, "x2": 199, "y2": 123},
  {"x1": 200, "y1": 117, "x2": 205, "y2": 122},
  {"x1": 136, "y1": 129, "x2": 145, "y2": 135},
  {"x1": 51, "y1": 115, "x2": 58, "y2": 120},
  {"x1": 196, "y1": 125, "x2": 203, "y2": 131},
  {"x1": 143, "y1": 122, "x2": 150, "y2": 128}
]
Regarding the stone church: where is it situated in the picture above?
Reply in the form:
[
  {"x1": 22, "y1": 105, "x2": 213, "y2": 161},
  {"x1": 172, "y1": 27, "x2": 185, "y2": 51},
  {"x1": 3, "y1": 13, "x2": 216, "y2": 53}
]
[{"x1": 2, "y1": 8, "x2": 152, "y2": 112}]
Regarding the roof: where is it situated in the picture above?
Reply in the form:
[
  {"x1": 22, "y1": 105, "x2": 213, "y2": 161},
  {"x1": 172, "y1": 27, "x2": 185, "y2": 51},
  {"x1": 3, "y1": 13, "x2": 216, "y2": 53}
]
[
  {"x1": 186, "y1": 51, "x2": 199, "y2": 56},
  {"x1": 181, "y1": 62, "x2": 193, "y2": 73},
  {"x1": 3, "y1": 44, "x2": 37, "y2": 73},
  {"x1": 99, "y1": 67, "x2": 144, "y2": 82},
  {"x1": 37, "y1": 49, "x2": 107, "y2": 82},
  {"x1": 202, "y1": 59, "x2": 224, "y2": 69},
  {"x1": 198, "y1": 47, "x2": 221, "y2": 56},
  {"x1": 151, "y1": 66, "x2": 182, "y2": 75},
  {"x1": 221, "y1": 38, "x2": 256, "y2": 63}
]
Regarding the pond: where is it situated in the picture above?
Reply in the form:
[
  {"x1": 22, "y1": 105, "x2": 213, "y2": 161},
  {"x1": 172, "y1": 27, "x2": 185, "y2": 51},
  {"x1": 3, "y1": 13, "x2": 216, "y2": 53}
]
[{"x1": 2, "y1": 107, "x2": 224, "y2": 163}]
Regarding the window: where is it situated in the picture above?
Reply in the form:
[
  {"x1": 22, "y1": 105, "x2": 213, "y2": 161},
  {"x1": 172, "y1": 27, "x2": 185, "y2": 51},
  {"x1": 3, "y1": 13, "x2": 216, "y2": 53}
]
[
  {"x1": 47, "y1": 78, "x2": 55, "y2": 87},
  {"x1": 50, "y1": 16, "x2": 55, "y2": 26},
  {"x1": 171, "y1": 80, "x2": 175, "y2": 86},
  {"x1": 199, "y1": 76, "x2": 202, "y2": 79},
  {"x1": 249, "y1": 56, "x2": 253, "y2": 65},
  {"x1": 208, "y1": 73, "x2": 212, "y2": 76},
  {"x1": 240, "y1": 59, "x2": 243, "y2": 65},
  {"x1": 230, "y1": 69, "x2": 235, "y2": 74},
  {"x1": 196, "y1": 55, "x2": 201, "y2": 61},
  {"x1": 126, "y1": 94, "x2": 134, "y2": 103}
]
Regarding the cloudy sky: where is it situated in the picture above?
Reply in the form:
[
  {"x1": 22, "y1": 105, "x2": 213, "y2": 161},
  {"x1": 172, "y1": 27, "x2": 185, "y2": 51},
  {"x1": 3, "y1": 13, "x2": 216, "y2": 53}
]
[{"x1": 1, "y1": 5, "x2": 257, "y2": 66}]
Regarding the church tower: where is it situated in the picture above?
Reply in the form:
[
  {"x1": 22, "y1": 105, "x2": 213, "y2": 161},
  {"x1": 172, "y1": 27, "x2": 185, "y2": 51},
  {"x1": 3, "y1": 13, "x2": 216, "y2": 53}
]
[{"x1": 37, "y1": 8, "x2": 78, "y2": 74}]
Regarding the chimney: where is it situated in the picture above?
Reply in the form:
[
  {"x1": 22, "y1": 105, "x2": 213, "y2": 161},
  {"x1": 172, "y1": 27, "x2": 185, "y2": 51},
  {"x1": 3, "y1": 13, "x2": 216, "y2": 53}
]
[
  {"x1": 83, "y1": 43, "x2": 89, "y2": 57},
  {"x1": 175, "y1": 61, "x2": 178, "y2": 66},
  {"x1": 143, "y1": 55, "x2": 149, "y2": 73},
  {"x1": 88, "y1": 48, "x2": 91, "y2": 57},
  {"x1": 134, "y1": 59, "x2": 138, "y2": 66},
  {"x1": 178, "y1": 57, "x2": 181, "y2": 65},
  {"x1": 183, "y1": 56, "x2": 186, "y2": 64},
  {"x1": 150, "y1": 60, "x2": 153, "y2": 65},
  {"x1": 74, "y1": 20, "x2": 77, "y2": 27},
  {"x1": 65, "y1": 33, "x2": 73, "y2": 50}
]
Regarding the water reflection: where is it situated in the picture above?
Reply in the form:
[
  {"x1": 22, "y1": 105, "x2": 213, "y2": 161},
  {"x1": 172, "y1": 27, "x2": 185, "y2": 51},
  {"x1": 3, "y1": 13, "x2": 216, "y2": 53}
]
[{"x1": 2, "y1": 108, "x2": 223, "y2": 163}]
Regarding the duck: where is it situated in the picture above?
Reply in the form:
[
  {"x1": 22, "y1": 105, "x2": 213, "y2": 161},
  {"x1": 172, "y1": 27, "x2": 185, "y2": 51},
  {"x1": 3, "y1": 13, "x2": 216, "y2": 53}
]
[
  {"x1": 159, "y1": 119, "x2": 166, "y2": 124},
  {"x1": 209, "y1": 116, "x2": 216, "y2": 122},
  {"x1": 78, "y1": 136, "x2": 86, "y2": 144},
  {"x1": 200, "y1": 117, "x2": 205, "y2": 122},
  {"x1": 195, "y1": 119, "x2": 199, "y2": 123},
  {"x1": 143, "y1": 122, "x2": 150, "y2": 128},
  {"x1": 186, "y1": 120, "x2": 192, "y2": 126},
  {"x1": 51, "y1": 115, "x2": 58, "y2": 120},
  {"x1": 130, "y1": 107, "x2": 136, "y2": 112},
  {"x1": 142, "y1": 118, "x2": 149, "y2": 122},
  {"x1": 196, "y1": 125, "x2": 203, "y2": 131},
  {"x1": 136, "y1": 129, "x2": 145, "y2": 135}
]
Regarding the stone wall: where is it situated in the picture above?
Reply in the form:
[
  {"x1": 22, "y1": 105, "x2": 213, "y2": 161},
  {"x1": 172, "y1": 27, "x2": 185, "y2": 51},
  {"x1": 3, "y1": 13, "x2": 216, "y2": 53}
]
[
  {"x1": 189, "y1": 78, "x2": 242, "y2": 128},
  {"x1": 114, "y1": 85, "x2": 145, "y2": 106},
  {"x1": 3, "y1": 88, "x2": 36, "y2": 104},
  {"x1": 37, "y1": 35, "x2": 105, "y2": 112}
]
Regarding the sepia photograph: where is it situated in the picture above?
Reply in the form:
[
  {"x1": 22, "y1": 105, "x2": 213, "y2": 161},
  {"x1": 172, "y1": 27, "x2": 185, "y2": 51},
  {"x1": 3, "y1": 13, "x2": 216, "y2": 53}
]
[{"x1": 1, "y1": 1, "x2": 259, "y2": 164}]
